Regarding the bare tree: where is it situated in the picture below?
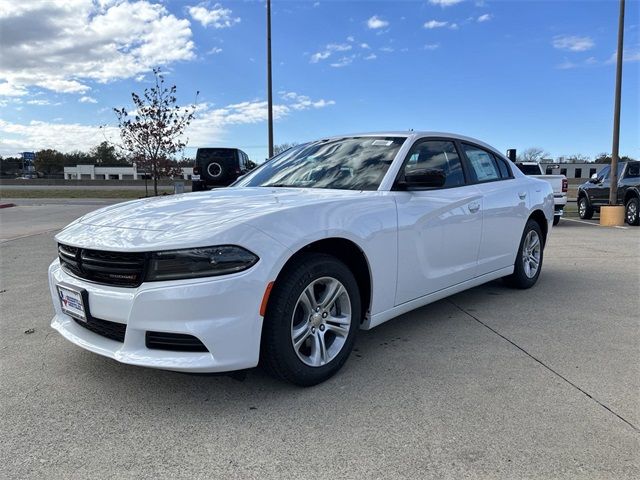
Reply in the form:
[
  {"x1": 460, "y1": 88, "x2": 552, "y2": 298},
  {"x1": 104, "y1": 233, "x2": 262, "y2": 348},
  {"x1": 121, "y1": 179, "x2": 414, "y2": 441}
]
[
  {"x1": 517, "y1": 147, "x2": 550, "y2": 163},
  {"x1": 273, "y1": 142, "x2": 299, "y2": 156},
  {"x1": 114, "y1": 68, "x2": 197, "y2": 195}
]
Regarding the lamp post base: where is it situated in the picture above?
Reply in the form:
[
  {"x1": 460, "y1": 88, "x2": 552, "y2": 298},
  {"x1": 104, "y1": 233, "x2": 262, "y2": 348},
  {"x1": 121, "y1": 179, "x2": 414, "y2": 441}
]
[{"x1": 600, "y1": 205, "x2": 625, "y2": 226}]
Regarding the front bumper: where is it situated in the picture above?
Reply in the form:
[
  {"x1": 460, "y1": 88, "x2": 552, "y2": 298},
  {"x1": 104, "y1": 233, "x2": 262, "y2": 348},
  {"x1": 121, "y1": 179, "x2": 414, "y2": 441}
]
[{"x1": 48, "y1": 259, "x2": 265, "y2": 373}]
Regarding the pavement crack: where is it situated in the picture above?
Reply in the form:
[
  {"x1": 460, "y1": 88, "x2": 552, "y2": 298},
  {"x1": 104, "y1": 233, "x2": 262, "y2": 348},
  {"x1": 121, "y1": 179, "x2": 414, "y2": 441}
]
[{"x1": 447, "y1": 299, "x2": 639, "y2": 433}]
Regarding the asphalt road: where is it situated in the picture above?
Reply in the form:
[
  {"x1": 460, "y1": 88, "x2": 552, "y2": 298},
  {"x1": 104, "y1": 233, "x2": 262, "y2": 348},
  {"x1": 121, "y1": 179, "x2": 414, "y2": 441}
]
[{"x1": 1, "y1": 200, "x2": 638, "y2": 479}]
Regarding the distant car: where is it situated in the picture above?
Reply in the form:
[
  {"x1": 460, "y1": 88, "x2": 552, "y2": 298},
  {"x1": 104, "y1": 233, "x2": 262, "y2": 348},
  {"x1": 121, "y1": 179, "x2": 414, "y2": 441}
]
[
  {"x1": 515, "y1": 162, "x2": 567, "y2": 226},
  {"x1": 49, "y1": 132, "x2": 553, "y2": 385},
  {"x1": 191, "y1": 147, "x2": 254, "y2": 191},
  {"x1": 577, "y1": 160, "x2": 640, "y2": 225}
]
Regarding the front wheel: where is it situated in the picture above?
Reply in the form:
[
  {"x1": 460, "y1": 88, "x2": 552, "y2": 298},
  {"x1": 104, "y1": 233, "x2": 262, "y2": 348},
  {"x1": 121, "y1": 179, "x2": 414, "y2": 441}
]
[
  {"x1": 261, "y1": 253, "x2": 361, "y2": 386},
  {"x1": 503, "y1": 219, "x2": 544, "y2": 289},
  {"x1": 578, "y1": 196, "x2": 594, "y2": 219},
  {"x1": 625, "y1": 197, "x2": 639, "y2": 226}
]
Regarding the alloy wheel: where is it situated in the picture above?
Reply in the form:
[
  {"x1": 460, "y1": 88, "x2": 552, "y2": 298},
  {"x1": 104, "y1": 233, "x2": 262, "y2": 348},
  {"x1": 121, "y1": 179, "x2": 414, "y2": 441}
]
[
  {"x1": 627, "y1": 201, "x2": 638, "y2": 224},
  {"x1": 291, "y1": 276, "x2": 351, "y2": 367},
  {"x1": 522, "y1": 230, "x2": 541, "y2": 278}
]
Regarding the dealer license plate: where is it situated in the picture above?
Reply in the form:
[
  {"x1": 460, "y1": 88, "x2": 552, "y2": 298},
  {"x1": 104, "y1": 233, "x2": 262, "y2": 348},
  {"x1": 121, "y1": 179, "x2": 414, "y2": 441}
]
[{"x1": 57, "y1": 285, "x2": 87, "y2": 321}]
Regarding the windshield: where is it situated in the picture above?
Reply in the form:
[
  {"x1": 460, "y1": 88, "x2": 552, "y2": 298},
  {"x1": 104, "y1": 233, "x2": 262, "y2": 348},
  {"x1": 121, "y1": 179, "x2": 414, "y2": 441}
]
[
  {"x1": 235, "y1": 136, "x2": 406, "y2": 191},
  {"x1": 516, "y1": 164, "x2": 542, "y2": 175},
  {"x1": 597, "y1": 163, "x2": 625, "y2": 180}
]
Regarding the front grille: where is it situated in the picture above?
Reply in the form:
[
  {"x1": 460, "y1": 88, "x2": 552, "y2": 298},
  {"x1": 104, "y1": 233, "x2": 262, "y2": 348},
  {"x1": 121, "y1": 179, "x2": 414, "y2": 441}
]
[
  {"x1": 59, "y1": 244, "x2": 146, "y2": 287},
  {"x1": 145, "y1": 331, "x2": 209, "y2": 352},
  {"x1": 74, "y1": 317, "x2": 126, "y2": 343}
]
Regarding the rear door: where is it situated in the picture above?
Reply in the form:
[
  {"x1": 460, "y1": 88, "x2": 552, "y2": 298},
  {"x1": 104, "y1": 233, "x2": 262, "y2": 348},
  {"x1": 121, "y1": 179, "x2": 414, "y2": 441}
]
[
  {"x1": 394, "y1": 138, "x2": 483, "y2": 304},
  {"x1": 460, "y1": 143, "x2": 529, "y2": 276}
]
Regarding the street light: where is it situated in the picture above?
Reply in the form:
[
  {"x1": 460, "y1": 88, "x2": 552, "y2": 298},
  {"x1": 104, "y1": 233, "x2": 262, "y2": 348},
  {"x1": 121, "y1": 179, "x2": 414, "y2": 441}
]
[
  {"x1": 608, "y1": 0, "x2": 625, "y2": 206},
  {"x1": 267, "y1": 0, "x2": 274, "y2": 158}
]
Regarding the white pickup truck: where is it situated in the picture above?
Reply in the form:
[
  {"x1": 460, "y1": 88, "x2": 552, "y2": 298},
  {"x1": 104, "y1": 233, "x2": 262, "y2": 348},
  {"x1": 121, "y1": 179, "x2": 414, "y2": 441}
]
[{"x1": 515, "y1": 162, "x2": 567, "y2": 225}]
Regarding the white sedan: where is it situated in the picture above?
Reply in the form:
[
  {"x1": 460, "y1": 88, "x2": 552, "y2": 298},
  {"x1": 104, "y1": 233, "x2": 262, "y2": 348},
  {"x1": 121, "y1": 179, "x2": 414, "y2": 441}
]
[{"x1": 49, "y1": 132, "x2": 554, "y2": 385}]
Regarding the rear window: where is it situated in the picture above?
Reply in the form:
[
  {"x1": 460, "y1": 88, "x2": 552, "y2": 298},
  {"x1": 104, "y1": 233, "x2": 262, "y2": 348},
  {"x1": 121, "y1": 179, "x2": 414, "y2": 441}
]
[
  {"x1": 196, "y1": 149, "x2": 237, "y2": 162},
  {"x1": 516, "y1": 164, "x2": 542, "y2": 175}
]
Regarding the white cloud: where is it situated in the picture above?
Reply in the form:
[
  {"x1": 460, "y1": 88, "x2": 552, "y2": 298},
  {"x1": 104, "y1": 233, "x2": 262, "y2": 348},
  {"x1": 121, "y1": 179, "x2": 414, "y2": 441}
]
[
  {"x1": 449, "y1": 22, "x2": 459, "y2": 30},
  {"x1": 0, "y1": 93, "x2": 335, "y2": 155},
  {"x1": 310, "y1": 43, "x2": 352, "y2": 63},
  {"x1": 326, "y1": 43, "x2": 352, "y2": 52},
  {"x1": 424, "y1": 43, "x2": 440, "y2": 50},
  {"x1": 187, "y1": 3, "x2": 240, "y2": 29},
  {"x1": 347, "y1": 36, "x2": 355, "y2": 42},
  {"x1": 0, "y1": 119, "x2": 121, "y2": 156},
  {"x1": 0, "y1": 0, "x2": 195, "y2": 95},
  {"x1": 310, "y1": 51, "x2": 331, "y2": 63},
  {"x1": 477, "y1": 14, "x2": 492, "y2": 22},
  {"x1": 556, "y1": 59, "x2": 578, "y2": 70},
  {"x1": 380, "y1": 46, "x2": 394, "y2": 53},
  {"x1": 208, "y1": 47, "x2": 223, "y2": 55},
  {"x1": 364, "y1": 53, "x2": 377, "y2": 60},
  {"x1": 26, "y1": 99, "x2": 51, "y2": 106},
  {"x1": 606, "y1": 48, "x2": 640, "y2": 64},
  {"x1": 0, "y1": 82, "x2": 27, "y2": 97},
  {"x1": 360, "y1": 43, "x2": 370, "y2": 49},
  {"x1": 552, "y1": 35, "x2": 595, "y2": 52},
  {"x1": 79, "y1": 96, "x2": 98, "y2": 104},
  {"x1": 424, "y1": 20, "x2": 448, "y2": 29},
  {"x1": 429, "y1": 0, "x2": 464, "y2": 6},
  {"x1": 367, "y1": 15, "x2": 389, "y2": 29},
  {"x1": 330, "y1": 56, "x2": 354, "y2": 68}
]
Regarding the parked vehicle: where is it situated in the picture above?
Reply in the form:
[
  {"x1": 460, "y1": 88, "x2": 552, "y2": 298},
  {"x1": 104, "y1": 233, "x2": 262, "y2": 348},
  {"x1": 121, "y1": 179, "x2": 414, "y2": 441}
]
[
  {"x1": 191, "y1": 147, "x2": 254, "y2": 191},
  {"x1": 577, "y1": 160, "x2": 640, "y2": 225},
  {"x1": 515, "y1": 162, "x2": 567, "y2": 226},
  {"x1": 49, "y1": 132, "x2": 554, "y2": 385}
]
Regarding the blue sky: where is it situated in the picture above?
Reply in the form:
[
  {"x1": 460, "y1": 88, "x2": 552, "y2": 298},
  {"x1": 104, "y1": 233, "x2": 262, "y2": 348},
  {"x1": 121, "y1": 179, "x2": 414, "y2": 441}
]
[{"x1": 0, "y1": 0, "x2": 638, "y2": 162}]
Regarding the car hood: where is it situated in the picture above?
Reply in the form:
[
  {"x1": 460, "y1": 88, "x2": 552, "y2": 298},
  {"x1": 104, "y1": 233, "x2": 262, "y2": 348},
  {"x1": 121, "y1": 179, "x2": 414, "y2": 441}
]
[{"x1": 56, "y1": 187, "x2": 367, "y2": 250}]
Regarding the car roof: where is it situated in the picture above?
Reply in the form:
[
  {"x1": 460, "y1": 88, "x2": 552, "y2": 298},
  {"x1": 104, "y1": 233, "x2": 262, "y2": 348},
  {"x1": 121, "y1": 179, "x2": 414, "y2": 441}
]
[{"x1": 321, "y1": 131, "x2": 503, "y2": 156}]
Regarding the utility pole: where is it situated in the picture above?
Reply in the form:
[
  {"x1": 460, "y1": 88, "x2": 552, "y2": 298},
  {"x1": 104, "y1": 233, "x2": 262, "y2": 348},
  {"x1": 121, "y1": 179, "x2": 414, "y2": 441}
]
[
  {"x1": 609, "y1": 0, "x2": 625, "y2": 205},
  {"x1": 267, "y1": 0, "x2": 274, "y2": 158}
]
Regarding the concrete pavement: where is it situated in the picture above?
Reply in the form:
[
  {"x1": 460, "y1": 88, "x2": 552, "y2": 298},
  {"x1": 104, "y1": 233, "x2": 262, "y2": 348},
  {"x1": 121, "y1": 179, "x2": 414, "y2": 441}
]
[{"x1": 0, "y1": 202, "x2": 638, "y2": 479}]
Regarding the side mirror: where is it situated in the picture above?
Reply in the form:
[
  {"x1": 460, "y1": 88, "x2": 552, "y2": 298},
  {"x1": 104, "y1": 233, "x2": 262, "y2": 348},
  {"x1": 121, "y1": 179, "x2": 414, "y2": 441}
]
[
  {"x1": 400, "y1": 168, "x2": 446, "y2": 189},
  {"x1": 589, "y1": 173, "x2": 599, "y2": 183}
]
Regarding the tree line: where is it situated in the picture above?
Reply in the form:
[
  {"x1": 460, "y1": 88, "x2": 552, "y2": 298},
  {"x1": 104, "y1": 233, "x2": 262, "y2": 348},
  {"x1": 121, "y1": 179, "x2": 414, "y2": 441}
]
[{"x1": 516, "y1": 147, "x2": 636, "y2": 164}]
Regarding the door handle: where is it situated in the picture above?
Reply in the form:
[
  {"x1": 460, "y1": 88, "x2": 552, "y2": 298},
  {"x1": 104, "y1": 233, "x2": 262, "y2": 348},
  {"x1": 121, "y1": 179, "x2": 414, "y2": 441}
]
[
  {"x1": 518, "y1": 191, "x2": 527, "y2": 199},
  {"x1": 468, "y1": 201, "x2": 480, "y2": 213}
]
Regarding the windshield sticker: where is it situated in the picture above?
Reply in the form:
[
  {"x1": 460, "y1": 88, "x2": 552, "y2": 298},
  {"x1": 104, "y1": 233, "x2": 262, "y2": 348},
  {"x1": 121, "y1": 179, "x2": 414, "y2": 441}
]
[{"x1": 371, "y1": 140, "x2": 394, "y2": 146}]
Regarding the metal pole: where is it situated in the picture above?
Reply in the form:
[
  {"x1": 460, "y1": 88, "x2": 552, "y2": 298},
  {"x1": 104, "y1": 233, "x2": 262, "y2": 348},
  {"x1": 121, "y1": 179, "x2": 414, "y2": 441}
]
[
  {"x1": 267, "y1": 0, "x2": 274, "y2": 158},
  {"x1": 609, "y1": 0, "x2": 625, "y2": 205}
]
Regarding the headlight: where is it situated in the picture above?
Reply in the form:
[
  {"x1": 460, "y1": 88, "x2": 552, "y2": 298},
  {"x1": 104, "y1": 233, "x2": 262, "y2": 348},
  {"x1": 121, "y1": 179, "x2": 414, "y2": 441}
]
[{"x1": 146, "y1": 245, "x2": 259, "y2": 281}]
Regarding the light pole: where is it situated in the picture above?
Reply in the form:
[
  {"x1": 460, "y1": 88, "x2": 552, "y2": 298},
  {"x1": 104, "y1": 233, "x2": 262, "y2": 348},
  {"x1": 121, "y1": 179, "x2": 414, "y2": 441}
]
[
  {"x1": 267, "y1": 0, "x2": 274, "y2": 158},
  {"x1": 608, "y1": 0, "x2": 625, "y2": 206}
]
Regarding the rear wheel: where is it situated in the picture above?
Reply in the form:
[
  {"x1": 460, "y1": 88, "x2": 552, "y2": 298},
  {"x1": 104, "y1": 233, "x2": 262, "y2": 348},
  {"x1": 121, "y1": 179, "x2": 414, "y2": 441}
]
[
  {"x1": 625, "y1": 197, "x2": 639, "y2": 226},
  {"x1": 578, "y1": 196, "x2": 594, "y2": 219},
  {"x1": 503, "y1": 219, "x2": 544, "y2": 289},
  {"x1": 261, "y1": 253, "x2": 360, "y2": 386},
  {"x1": 553, "y1": 215, "x2": 560, "y2": 226}
]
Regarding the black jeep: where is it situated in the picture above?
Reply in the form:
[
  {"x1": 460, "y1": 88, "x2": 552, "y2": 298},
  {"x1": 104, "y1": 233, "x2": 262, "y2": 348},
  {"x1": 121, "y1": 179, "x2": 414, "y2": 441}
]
[
  {"x1": 577, "y1": 160, "x2": 640, "y2": 225},
  {"x1": 191, "y1": 148, "x2": 254, "y2": 191}
]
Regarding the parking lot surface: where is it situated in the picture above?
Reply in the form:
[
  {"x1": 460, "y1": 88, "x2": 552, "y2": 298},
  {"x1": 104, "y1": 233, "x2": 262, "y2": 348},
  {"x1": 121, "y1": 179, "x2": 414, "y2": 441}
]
[{"x1": 1, "y1": 200, "x2": 638, "y2": 479}]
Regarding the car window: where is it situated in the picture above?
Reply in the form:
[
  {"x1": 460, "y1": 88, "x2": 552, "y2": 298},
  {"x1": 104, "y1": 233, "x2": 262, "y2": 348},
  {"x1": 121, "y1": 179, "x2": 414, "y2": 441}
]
[
  {"x1": 462, "y1": 144, "x2": 501, "y2": 183},
  {"x1": 236, "y1": 137, "x2": 406, "y2": 191},
  {"x1": 516, "y1": 163, "x2": 541, "y2": 175},
  {"x1": 625, "y1": 163, "x2": 639, "y2": 178},
  {"x1": 495, "y1": 156, "x2": 512, "y2": 178},
  {"x1": 403, "y1": 140, "x2": 465, "y2": 188}
]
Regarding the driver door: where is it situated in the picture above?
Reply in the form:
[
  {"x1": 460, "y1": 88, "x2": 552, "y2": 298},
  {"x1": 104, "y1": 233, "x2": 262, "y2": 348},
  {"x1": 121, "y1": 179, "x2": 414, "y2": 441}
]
[{"x1": 394, "y1": 139, "x2": 483, "y2": 305}]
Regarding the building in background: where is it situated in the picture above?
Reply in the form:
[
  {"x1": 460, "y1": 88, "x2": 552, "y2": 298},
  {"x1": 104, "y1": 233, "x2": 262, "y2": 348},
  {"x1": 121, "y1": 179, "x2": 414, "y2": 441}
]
[
  {"x1": 64, "y1": 164, "x2": 194, "y2": 180},
  {"x1": 539, "y1": 162, "x2": 607, "y2": 180}
]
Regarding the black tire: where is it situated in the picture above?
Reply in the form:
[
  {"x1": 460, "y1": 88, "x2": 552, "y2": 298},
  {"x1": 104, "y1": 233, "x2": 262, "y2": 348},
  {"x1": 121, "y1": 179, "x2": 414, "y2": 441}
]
[
  {"x1": 625, "y1": 197, "x2": 639, "y2": 226},
  {"x1": 503, "y1": 219, "x2": 544, "y2": 289},
  {"x1": 553, "y1": 215, "x2": 560, "y2": 226},
  {"x1": 578, "y1": 195, "x2": 594, "y2": 219},
  {"x1": 260, "y1": 253, "x2": 361, "y2": 386}
]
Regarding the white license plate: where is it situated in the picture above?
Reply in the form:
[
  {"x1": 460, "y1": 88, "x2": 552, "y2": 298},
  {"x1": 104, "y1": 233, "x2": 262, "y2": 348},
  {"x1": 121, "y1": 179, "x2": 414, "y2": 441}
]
[
  {"x1": 57, "y1": 285, "x2": 87, "y2": 321},
  {"x1": 191, "y1": 175, "x2": 200, "y2": 181}
]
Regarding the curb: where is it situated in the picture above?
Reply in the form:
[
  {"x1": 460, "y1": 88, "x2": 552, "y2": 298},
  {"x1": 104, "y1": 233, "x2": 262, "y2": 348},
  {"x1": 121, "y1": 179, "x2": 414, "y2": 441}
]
[{"x1": 0, "y1": 203, "x2": 16, "y2": 209}]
